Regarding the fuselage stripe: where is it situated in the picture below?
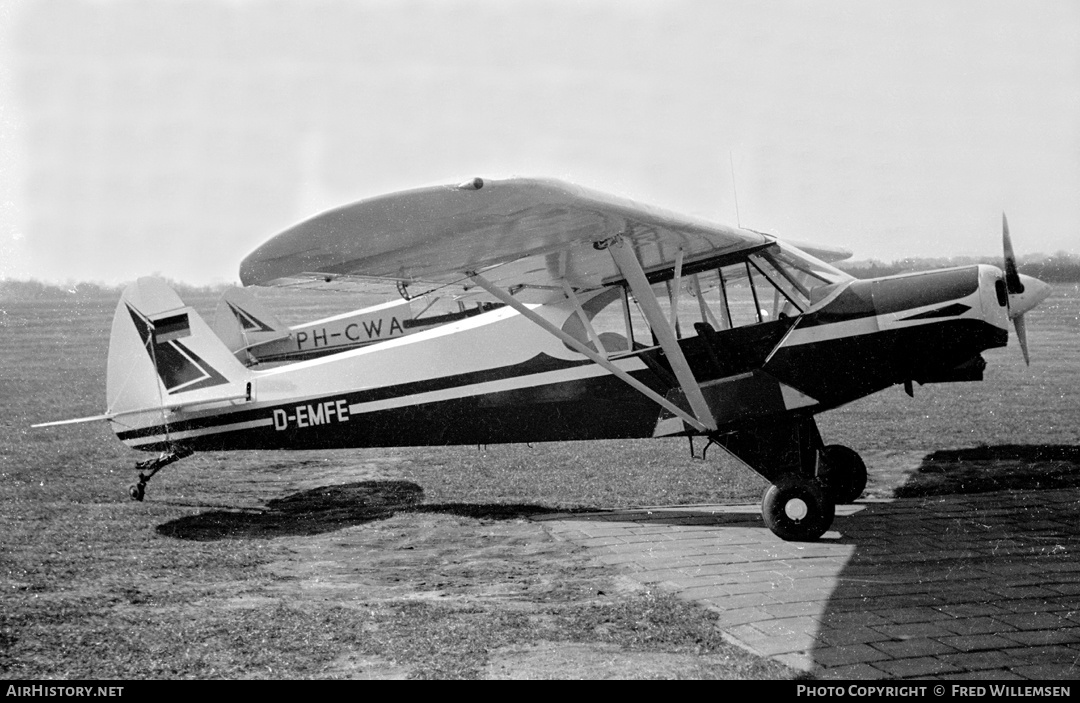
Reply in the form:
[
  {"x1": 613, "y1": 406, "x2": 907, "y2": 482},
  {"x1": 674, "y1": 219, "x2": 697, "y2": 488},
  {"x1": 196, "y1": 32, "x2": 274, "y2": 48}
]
[
  {"x1": 346, "y1": 362, "x2": 629, "y2": 415},
  {"x1": 125, "y1": 417, "x2": 274, "y2": 447},
  {"x1": 119, "y1": 356, "x2": 648, "y2": 444}
]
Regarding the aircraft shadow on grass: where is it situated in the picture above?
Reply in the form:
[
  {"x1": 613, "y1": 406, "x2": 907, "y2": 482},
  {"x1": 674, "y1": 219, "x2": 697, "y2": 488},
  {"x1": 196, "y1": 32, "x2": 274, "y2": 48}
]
[
  {"x1": 156, "y1": 443, "x2": 1080, "y2": 542},
  {"x1": 156, "y1": 479, "x2": 581, "y2": 541}
]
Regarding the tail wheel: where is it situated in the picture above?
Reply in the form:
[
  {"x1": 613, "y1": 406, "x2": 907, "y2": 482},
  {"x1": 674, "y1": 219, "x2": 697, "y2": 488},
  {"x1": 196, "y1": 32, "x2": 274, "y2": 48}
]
[
  {"x1": 128, "y1": 482, "x2": 145, "y2": 501},
  {"x1": 819, "y1": 444, "x2": 867, "y2": 504},
  {"x1": 762, "y1": 477, "x2": 835, "y2": 542}
]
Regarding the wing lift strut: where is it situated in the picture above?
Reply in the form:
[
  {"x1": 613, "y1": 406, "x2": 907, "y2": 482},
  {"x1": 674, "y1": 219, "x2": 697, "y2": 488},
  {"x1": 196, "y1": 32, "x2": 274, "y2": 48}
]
[{"x1": 469, "y1": 233, "x2": 717, "y2": 435}]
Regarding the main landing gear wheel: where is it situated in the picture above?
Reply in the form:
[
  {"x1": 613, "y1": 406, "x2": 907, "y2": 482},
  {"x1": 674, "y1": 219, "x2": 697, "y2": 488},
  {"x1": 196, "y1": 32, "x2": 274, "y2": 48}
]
[
  {"x1": 762, "y1": 477, "x2": 836, "y2": 542},
  {"x1": 819, "y1": 444, "x2": 867, "y2": 505}
]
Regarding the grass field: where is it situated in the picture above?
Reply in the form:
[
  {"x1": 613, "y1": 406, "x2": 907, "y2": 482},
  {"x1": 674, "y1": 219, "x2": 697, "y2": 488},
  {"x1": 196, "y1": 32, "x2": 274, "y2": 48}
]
[{"x1": 1, "y1": 282, "x2": 1077, "y2": 678}]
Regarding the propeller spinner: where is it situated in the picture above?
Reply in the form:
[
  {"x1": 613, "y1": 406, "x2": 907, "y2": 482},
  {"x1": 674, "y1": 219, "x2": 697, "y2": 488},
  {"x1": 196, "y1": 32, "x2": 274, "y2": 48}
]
[{"x1": 1001, "y1": 213, "x2": 1052, "y2": 365}]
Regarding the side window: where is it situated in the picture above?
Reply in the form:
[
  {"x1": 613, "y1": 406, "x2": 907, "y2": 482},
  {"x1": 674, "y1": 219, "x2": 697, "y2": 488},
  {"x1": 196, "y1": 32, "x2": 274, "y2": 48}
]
[
  {"x1": 627, "y1": 279, "x2": 706, "y2": 345},
  {"x1": 709, "y1": 259, "x2": 804, "y2": 329},
  {"x1": 622, "y1": 263, "x2": 785, "y2": 342},
  {"x1": 560, "y1": 246, "x2": 828, "y2": 355},
  {"x1": 717, "y1": 263, "x2": 761, "y2": 327},
  {"x1": 561, "y1": 287, "x2": 633, "y2": 354}
]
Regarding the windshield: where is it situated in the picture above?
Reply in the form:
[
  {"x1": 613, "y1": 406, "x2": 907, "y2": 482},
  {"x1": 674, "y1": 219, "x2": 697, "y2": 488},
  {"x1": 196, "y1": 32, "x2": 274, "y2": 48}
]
[{"x1": 764, "y1": 242, "x2": 853, "y2": 305}]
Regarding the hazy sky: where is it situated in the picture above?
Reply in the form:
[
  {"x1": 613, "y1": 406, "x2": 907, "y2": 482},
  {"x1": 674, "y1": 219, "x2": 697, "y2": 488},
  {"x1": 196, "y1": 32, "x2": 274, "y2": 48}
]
[{"x1": 1, "y1": 0, "x2": 1077, "y2": 285}]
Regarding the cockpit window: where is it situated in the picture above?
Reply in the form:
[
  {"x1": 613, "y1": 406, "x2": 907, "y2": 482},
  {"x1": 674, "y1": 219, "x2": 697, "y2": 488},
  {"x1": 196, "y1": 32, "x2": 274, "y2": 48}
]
[
  {"x1": 559, "y1": 242, "x2": 855, "y2": 355},
  {"x1": 699, "y1": 260, "x2": 800, "y2": 327}
]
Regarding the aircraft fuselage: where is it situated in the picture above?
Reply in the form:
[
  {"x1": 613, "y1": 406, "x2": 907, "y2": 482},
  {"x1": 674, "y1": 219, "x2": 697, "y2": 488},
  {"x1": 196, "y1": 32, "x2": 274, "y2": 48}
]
[{"x1": 113, "y1": 264, "x2": 1011, "y2": 455}]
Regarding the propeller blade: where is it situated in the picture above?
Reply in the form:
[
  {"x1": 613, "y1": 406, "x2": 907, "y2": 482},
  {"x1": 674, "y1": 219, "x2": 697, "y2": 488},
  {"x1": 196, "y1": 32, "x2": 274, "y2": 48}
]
[
  {"x1": 1013, "y1": 313, "x2": 1030, "y2": 366},
  {"x1": 999, "y1": 214, "x2": 1051, "y2": 365},
  {"x1": 1002, "y1": 212, "x2": 1024, "y2": 295}
]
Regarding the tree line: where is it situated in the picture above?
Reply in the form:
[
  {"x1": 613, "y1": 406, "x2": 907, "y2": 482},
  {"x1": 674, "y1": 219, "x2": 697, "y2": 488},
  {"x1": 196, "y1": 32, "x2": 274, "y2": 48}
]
[
  {"x1": 0, "y1": 278, "x2": 232, "y2": 300},
  {"x1": 3, "y1": 251, "x2": 1079, "y2": 300},
  {"x1": 838, "y1": 254, "x2": 1080, "y2": 282}
]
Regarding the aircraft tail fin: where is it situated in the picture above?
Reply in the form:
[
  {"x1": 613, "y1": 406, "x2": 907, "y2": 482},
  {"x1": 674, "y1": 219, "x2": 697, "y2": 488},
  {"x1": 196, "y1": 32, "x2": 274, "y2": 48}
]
[
  {"x1": 106, "y1": 278, "x2": 253, "y2": 426},
  {"x1": 211, "y1": 286, "x2": 292, "y2": 362}
]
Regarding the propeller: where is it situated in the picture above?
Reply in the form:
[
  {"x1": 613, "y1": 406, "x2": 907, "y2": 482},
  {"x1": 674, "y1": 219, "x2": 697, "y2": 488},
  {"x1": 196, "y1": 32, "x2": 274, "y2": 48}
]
[{"x1": 1001, "y1": 213, "x2": 1051, "y2": 365}]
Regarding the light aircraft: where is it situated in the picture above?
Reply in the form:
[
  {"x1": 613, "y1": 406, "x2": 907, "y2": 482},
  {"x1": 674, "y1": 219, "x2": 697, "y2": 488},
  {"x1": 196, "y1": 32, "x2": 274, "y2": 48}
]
[{"x1": 35, "y1": 177, "x2": 1052, "y2": 541}]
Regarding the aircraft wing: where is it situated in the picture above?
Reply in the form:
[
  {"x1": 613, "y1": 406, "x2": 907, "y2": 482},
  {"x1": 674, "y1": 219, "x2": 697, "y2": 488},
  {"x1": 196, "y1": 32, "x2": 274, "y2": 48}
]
[
  {"x1": 240, "y1": 177, "x2": 772, "y2": 302},
  {"x1": 779, "y1": 239, "x2": 852, "y2": 265}
]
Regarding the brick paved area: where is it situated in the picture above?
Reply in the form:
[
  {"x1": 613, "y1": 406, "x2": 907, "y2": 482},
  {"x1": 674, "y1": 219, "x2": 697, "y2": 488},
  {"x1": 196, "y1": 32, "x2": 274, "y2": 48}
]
[{"x1": 536, "y1": 489, "x2": 1080, "y2": 679}]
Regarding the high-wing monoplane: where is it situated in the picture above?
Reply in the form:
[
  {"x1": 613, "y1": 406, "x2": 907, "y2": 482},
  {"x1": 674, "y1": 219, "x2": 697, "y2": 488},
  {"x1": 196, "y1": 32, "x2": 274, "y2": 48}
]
[{"x1": 36, "y1": 177, "x2": 1052, "y2": 540}]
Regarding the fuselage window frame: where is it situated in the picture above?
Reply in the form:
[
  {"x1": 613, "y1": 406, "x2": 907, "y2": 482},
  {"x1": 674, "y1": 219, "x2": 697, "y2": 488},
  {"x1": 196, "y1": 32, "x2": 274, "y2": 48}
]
[{"x1": 747, "y1": 255, "x2": 809, "y2": 316}]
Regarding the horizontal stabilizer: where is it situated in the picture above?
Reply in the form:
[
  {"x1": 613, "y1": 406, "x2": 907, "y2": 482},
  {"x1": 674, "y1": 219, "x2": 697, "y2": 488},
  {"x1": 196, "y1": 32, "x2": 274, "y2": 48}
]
[
  {"x1": 33, "y1": 390, "x2": 252, "y2": 428},
  {"x1": 32, "y1": 413, "x2": 115, "y2": 428}
]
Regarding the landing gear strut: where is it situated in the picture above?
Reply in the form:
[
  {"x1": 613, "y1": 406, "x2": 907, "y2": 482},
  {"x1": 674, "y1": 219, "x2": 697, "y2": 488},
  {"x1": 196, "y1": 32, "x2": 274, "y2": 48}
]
[{"x1": 128, "y1": 446, "x2": 193, "y2": 501}]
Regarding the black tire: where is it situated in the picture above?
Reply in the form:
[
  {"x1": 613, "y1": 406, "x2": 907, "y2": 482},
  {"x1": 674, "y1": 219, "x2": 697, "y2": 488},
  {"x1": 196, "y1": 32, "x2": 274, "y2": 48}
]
[
  {"x1": 761, "y1": 477, "x2": 835, "y2": 541},
  {"x1": 128, "y1": 483, "x2": 145, "y2": 502},
  {"x1": 819, "y1": 444, "x2": 867, "y2": 504}
]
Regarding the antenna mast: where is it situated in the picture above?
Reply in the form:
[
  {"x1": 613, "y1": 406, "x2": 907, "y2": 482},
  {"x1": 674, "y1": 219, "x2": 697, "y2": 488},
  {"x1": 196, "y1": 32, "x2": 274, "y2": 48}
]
[{"x1": 729, "y1": 151, "x2": 741, "y2": 227}]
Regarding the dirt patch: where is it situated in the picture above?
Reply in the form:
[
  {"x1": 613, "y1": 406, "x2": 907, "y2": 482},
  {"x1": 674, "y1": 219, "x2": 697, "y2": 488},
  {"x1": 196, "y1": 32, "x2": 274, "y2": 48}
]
[
  {"x1": 484, "y1": 641, "x2": 751, "y2": 680},
  {"x1": 264, "y1": 512, "x2": 600, "y2": 605},
  {"x1": 250, "y1": 508, "x2": 793, "y2": 679}
]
